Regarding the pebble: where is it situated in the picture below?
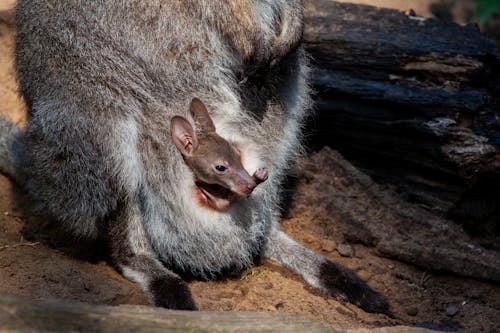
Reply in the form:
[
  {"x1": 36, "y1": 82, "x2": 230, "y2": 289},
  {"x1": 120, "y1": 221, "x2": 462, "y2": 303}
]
[
  {"x1": 406, "y1": 307, "x2": 419, "y2": 316},
  {"x1": 337, "y1": 243, "x2": 354, "y2": 257},
  {"x1": 405, "y1": 9, "x2": 416, "y2": 17},
  {"x1": 357, "y1": 270, "x2": 372, "y2": 281},
  {"x1": 302, "y1": 233, "x2": 316, "y2": 244},
  {"x1": 446, "y1": 306, "x2": 458, "y2": 316},
  {"x1": 320, "y1": 239, "x2": 337, "y2": 253},
  {"x1": 265, "y1": 305, "x2": 276, "y2": 312},
  {"x1": 354, "y1": 250, "x2": 364, "y2": 259}
]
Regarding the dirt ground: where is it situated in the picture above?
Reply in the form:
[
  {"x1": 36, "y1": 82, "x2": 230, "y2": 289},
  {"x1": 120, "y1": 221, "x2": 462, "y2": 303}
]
[
  {"x1": 0, "y1": 2, "x2": 499, "y2": 332},
  {"x1": 335, "y1": 0, "x2": 477, "y2": 23}
]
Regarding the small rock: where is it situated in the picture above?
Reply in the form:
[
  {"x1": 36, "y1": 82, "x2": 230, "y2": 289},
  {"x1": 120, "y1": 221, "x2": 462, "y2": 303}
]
[
  {"x1": 320, "y1": 239, "x2": 337, "y2": 252},
  {"x1": 405, "y1": 9, "x2": 416, "y2": 17},
  {"x1": 357, "y1": 270, "x2": 372, "y2": 281},
  {"x1": 337, "y1": 243, "x2": 354, "y2": 257},
  {"x1": 446, "y1": 306, "x2": 458, "y2": 316},
  {"x1": 264, "y1": 305, "x2": 276, "y2": 312},
  {"x1": 406, "y1": 307, "x2": 419, "y2": 316},
  {"x1": 302, "y1": 233, "x2": 316, "y2": 244},
  {"x1": 354, "y1": 250, "x2": 364, "y2": 259}
]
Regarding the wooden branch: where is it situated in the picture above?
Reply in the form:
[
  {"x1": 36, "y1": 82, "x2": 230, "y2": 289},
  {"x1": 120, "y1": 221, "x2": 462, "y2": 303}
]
[{"x1": 0, "y1": 292, "x2": 433, "y2": 333}]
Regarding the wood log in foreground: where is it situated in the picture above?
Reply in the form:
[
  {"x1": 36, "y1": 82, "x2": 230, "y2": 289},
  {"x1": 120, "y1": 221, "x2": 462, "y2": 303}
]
[
  {"x1": 0, "y1": 292, "x2": 435, "y2": 333},
  {"x1": 303, "y1": 0, "x2": 500, "y2": 248}
]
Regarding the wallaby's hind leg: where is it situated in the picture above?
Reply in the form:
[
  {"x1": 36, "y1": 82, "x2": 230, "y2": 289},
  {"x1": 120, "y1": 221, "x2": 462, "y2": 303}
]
[
  {"x1": 108, "y1": 197, "x2": 196, "y2": 310},
  {"x1": 0, "y1": 115, "x2": 28, "y2": 186},
  {"x1": 263, "y1": 226, "x2": 390, "y2": 314}
]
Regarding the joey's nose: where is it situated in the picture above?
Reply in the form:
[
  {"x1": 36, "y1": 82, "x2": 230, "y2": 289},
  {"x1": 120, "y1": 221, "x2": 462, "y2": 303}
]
[
  {"x1": 244, "y1": 182, "x2": 256, "y2": 195},
  {"x1": 235, "y1": 179, "x2": 256, "y2": 196},
  {"x1": 232, "y1": 169, "x2": 258, "y2": 196}
]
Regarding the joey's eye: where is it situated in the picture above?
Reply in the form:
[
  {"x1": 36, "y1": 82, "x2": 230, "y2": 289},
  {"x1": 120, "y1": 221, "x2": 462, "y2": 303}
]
[{"x1": 215, "y1": 165, "x2": 227, "y2": 172}]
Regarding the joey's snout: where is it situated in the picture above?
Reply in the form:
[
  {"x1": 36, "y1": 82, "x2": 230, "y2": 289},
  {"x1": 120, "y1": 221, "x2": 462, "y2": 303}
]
[
  {"x1": 238, "y1": 184, "x2": 256, "y2": 196},
  {"x1": 232, "y1": 171, "x2": 257, "y2": 197}
]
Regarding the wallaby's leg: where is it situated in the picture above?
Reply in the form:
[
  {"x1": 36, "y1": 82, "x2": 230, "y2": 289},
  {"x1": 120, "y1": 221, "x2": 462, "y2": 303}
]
[
  {"x1": 0, "y1": 115, "x2": 28, "y2": 186},
  {"x1": 263, "y1": 225, "x2": 390, "y2": 314},
  {"x1": 109, "y1": 197, "x2": 196, "y2": 310}
]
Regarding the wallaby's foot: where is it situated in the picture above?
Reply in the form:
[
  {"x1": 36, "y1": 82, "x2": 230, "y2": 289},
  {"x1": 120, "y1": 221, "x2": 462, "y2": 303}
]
[
  {"x1": 121, "y1": 254, "x2": 198, "y2": 311},
  {"x1": 110, "y1": 200, "x2": 197, "y2": 310},
  {"x1": 149, "y1": 275, "x2": 197, "y2": 310},
  {"x1": 253, "y1": 167, "x2": 268, "y2": 184},
  {"x1": 264, "y1": 228, "x2": 390, "y2": 315},
  {"x1": 117, "y1": 253, "x2": 198, "y2": 311},
  {"x1": 319, "y1": 260, "x2": 390, "y2": 314}
]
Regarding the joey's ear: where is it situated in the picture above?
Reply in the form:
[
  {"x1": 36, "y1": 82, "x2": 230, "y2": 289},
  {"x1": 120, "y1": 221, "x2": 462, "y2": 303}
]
[
  {"x1": 190, "y1": 98, "x2": 216, "y2": 132},
  {"x1": 171, "y1": 116, "x2": 199, "y2": 156}
]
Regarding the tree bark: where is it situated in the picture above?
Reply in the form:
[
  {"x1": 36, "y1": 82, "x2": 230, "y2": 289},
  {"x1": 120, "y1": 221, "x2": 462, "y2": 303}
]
[
  {"x1": 303, "y1": 0, "x2": 500, "y2": 246},
  {"x1": 0, "y1": 292, "x2": 434, "y2": 333},
  {"x1": 293, "y1": 148, "x2": 500, "y2": 284}
]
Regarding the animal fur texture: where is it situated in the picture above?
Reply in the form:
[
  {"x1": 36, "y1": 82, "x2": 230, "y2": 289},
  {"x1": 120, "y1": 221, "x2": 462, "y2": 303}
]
[{"x1": 0, "y1": 0, "x2": 388, "y2": 312}]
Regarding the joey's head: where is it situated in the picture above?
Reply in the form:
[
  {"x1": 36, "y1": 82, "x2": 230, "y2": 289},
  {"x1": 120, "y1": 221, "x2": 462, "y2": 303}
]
[{"x1": 171, "y1": 98, "x2": 268, "y2": 211}]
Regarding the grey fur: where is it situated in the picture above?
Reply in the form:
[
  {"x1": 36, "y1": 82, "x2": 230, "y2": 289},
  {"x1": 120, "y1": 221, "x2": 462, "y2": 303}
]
[
  {"x1": 1, "y1": 0, "x2": 388, "y2": 312},
  {"x1": 0, "y1": 116, "x2": 27, "y2": 186}
]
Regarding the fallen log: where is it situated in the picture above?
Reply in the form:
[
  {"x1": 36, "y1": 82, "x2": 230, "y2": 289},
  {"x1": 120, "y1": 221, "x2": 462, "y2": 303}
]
[
  {"x1": 0, "y1": 292, "x2": 434, "y2": 333},
  {"x1": 303, "y1": 0, "x2": 500, "y2": 247},
  {"x1": 291, "y1": 148, "x2": 500, "y2": 284}
]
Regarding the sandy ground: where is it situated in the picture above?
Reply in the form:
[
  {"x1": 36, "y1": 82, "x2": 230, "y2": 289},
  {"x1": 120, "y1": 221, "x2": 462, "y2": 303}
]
[
  {"x1": 0, "y1": 2, "x2": 499, "y2": 332},
  {"x1": 336, "y1": 0, "x2": 442, "y2": 16},
  {"x1": 335, "y1": 0, "x2": 476, "y2": 24}
]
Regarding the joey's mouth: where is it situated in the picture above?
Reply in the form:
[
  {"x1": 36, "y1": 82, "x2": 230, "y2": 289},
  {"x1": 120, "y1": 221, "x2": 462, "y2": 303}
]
[{"x1": 194, "y1": 181, "x2": 237, "y2": 211}]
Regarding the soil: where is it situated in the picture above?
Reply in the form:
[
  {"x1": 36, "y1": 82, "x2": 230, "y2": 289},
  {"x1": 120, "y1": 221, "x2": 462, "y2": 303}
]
[
  {"x1": 335, "y1": 0, "x2": 477, "y2": 24},
  {"x1": 0, "y1": 3, "x2": 499, "y2": 332}
]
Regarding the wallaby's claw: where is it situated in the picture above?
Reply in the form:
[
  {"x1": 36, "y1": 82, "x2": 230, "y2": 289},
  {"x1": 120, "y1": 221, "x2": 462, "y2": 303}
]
[{"x1": 253, "y1": 167, "x2": 269, "y2": 184}]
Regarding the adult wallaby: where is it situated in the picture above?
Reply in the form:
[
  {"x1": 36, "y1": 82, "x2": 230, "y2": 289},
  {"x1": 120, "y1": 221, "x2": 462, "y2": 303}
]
[{"x1": 0, "y1": 0, "x2": 389, "y2": 312}]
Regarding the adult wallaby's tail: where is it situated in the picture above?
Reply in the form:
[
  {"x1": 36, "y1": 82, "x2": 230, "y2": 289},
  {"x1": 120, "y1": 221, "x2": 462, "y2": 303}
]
[{"x1": 0, "y1": 114, "x2": 29, "y2": 186}]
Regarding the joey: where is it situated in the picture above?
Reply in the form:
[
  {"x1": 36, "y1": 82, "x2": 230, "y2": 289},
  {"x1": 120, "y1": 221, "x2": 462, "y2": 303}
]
[{"x1": 171, "y1": 98, "x2": 268, "y2": 211}]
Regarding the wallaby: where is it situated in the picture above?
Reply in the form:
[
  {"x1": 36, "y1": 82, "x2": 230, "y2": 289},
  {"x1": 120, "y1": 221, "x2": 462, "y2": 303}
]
[{"x1": 0, "y1": 0, "x2": 389, "y2": 313}]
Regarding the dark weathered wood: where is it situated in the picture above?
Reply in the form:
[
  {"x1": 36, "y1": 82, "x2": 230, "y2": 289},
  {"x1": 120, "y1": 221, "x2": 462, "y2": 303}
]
[
  {"x1": 303, "y1": 0, "x2": 500, "y2": 245},
  {"x1": 0, "y1": 292, "x2": 434, "y2": 333},
  {"x1": 294, "y1": 148, "x2": 500, "y2": 284}
]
